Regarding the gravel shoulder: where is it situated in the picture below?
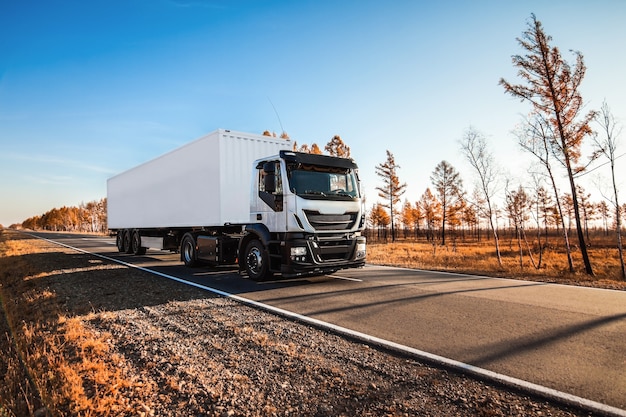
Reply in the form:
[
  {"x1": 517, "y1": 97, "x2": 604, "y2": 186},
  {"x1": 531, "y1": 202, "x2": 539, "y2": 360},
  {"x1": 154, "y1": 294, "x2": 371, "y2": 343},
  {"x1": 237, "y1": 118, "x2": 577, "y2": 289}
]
[{"x1": 0, "y1": 230, "x2": 595, "y2": 416}]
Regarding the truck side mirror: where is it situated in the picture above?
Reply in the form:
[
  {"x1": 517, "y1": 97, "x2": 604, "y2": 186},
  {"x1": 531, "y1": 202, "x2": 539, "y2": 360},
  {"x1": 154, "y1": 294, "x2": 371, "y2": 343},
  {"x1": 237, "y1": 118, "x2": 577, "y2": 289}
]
[{"x1": 263, "y1": 162, "x2": 276, "y2": 193}]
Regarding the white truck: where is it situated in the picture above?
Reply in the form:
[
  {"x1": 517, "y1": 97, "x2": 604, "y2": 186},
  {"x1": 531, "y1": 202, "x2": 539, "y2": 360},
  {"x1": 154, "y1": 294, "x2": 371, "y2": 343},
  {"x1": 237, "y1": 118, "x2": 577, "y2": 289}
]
[{"x1": 107, "y1": 129, "x2": 366, "y2": 280}]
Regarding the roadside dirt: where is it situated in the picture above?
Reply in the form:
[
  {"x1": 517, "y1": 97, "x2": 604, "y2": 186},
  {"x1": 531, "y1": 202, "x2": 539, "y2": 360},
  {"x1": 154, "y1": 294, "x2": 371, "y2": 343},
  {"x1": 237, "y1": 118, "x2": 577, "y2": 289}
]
[{"x1": 0, "y1": 230, "x2": 596, "y2": 416}]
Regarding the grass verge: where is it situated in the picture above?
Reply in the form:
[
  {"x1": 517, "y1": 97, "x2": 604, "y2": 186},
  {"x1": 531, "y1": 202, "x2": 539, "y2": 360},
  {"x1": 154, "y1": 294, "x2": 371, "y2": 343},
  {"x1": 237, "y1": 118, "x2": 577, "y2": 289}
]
[
  {"x1": 367, "y1": 239, "x2": 626, "y2": 290},
  {"x1": 0, "y1": 230, "x2": 143, "y2": 416}
]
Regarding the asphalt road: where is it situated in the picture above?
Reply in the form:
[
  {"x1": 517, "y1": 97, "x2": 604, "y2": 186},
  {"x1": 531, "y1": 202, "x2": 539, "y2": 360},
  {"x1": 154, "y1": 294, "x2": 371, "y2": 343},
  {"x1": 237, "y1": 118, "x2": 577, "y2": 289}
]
[{"x1": 31, "y1": 232, "x2": 626, "y2": 412}]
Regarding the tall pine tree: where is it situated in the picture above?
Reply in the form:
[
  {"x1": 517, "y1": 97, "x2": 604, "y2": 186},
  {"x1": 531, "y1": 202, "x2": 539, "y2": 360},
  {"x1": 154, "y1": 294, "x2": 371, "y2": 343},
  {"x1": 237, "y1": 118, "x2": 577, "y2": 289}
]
[
  {"x1": 375, "y1": 150, "x2": 406, "y2": 242},
  {"x1": 500, "y1": 14, "x2": 596, "y2": 275}
]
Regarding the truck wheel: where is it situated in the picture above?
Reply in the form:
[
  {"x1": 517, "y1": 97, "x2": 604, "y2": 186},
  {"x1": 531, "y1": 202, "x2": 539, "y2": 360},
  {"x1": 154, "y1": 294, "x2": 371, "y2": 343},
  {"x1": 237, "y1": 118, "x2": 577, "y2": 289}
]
[
  {"x1": 116, "y1": 232, "x2": 125, "y2": 253},
  {"x1": 131, "y1": 231, "x2": 146, "y2": 255},
  {"x1": 123, "y1": 230, "x2": 133, "y2": 254},
  {"x1": 244, "y1": 239, "x2": 272, "y2": 281},
  {"x1": 181, "y1": 234, "x2": 198, "y2": 267}
]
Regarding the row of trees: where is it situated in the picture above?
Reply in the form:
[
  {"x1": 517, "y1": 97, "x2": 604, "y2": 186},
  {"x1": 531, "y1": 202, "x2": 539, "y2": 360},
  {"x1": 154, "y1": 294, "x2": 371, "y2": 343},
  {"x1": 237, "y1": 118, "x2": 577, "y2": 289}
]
[
  {"x1": 19, "y1": 199, "x2": 108, "y2": 234},
  {"x1": 370, "y1": 166, "x2": 626, "y2": 243},
  {"x1": 370, "y1": 14, "x2": 625, "y2": 279}
]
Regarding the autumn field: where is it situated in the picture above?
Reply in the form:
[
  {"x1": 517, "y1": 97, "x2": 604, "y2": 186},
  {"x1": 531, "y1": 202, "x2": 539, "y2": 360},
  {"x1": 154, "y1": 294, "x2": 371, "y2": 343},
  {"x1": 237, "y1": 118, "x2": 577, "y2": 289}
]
[{"x1": 366, "y1": 232, "x2": 626, "y2": 291}]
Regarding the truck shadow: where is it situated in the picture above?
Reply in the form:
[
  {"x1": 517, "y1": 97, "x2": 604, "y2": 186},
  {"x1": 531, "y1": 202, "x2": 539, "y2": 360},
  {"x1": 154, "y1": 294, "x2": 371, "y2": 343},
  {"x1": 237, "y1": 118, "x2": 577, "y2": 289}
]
[{"x1": 1, "y1": 250, "x2": 223, "y2": 318}]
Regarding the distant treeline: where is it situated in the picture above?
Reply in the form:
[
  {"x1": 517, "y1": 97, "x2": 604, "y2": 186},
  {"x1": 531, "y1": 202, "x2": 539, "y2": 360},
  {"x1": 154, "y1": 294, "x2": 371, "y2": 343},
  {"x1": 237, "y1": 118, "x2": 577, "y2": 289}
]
[{"x1": 18, "y1": 198, "x2": 107, "y2": 234}]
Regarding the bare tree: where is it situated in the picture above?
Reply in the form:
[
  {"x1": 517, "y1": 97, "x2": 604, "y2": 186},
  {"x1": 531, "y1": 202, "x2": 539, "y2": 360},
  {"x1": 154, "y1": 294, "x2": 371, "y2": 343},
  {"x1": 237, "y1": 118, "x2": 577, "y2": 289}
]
[
  {"x1": 505, "y1": 185, "x2": 525, "y2": 268},
  {"x1": 430, "y1": 161, "x2": 464, "y2": 246},
  {"x1": 527, "y1": 173, "x2": 551, "y2": 268},
  {"x1": 459, "y1": 126, "x2": 503, "y2": 266},
  {"x1": 593, "y1": 101, "x2": 625, "y2": 280},
  {"x1": 500, "y1": 14, "x2": 596, "y2": 275},
  {"x1": 562, "y1": 194, "x2": 574, "y2": 233},
  {"x1": 375, "y1": 150, "x2": 407, "y2": 242},
  {"x1": 576, "y1": 185, "x2": 596, "y2": 242},
  {"x1": 535, "y1": 182, "x2": 554, "y2": 241},
  {"x1": 515, "y1": 115, "x2": 575, "y2": 272},
  {"x1": 596, "y1": 200, "x2": 611, "y2": 236}
]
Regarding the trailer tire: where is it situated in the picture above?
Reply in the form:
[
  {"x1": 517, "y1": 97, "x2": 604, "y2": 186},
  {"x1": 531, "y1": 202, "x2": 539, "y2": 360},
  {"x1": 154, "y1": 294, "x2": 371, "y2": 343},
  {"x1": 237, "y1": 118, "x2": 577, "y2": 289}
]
[
  {"x1": 181, "y1": 234, "x2": 198, "y2": 267},
  {"x1": 131, "y1": 231, "x2": 146, "y2": 255},
  {"x1": 116, "y1": 232, "x2": 125, "y2": 253},
  {"x1": 244, "y1": 239, "x2": 272, "y2": 281},
  {"x1": 122, "y1": 230, "x2": 133, "y2": 254}
]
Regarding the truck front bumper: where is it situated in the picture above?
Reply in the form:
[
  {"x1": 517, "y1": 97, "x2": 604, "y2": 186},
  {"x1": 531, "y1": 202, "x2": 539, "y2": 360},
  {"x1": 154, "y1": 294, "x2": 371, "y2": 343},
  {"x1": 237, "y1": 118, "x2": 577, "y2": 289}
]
[{"x1": 280, "y1": 234, "x2": 366, "y2": 278}]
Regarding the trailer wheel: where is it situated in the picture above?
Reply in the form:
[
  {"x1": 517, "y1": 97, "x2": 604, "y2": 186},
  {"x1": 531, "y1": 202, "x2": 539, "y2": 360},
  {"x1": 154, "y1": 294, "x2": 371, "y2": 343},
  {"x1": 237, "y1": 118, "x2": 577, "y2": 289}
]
[
  {"x1": 244, "y1": 239, "x2": 272, "y2": 281},
  {"x1": 116, "y1": 232, "x2": 125, "y2": 253},
  {"x1": 123, "y1": 230, "x2": 133, "y2": 254},
  {"x1": 181, "y1": 234, "x2": 198, "y2": 267},
  {"x1": 131, "y1": 231, "x2": 146, "y2": 255}
]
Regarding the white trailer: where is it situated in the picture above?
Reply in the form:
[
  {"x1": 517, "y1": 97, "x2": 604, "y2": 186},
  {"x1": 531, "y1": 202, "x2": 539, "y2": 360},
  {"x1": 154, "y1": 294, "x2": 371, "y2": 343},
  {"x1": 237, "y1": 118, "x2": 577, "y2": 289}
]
[
  {"x1": 108, "y1": 129, "x2": 291, "y2": 229},
  {"x1": 107, "y1": 129, "x2": 366, "y2": 280}
]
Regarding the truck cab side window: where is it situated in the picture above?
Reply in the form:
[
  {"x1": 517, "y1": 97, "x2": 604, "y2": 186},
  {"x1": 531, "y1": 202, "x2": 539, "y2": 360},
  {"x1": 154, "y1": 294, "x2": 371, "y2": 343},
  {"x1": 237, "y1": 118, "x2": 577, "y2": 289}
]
[{"x1": 258, "y1": 161, "x2": 283, "y2": 211}]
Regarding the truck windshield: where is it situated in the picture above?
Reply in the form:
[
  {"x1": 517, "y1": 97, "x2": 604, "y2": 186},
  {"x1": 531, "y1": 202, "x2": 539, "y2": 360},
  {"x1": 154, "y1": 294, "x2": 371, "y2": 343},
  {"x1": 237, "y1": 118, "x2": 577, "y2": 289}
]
[{"x1": 286, "y1": 163, "x2": 360, "y2": 200}]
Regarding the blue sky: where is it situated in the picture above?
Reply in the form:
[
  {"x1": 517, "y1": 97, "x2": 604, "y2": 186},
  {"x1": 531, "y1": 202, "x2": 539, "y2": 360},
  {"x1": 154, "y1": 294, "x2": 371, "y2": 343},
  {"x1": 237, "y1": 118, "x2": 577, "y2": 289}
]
[{"x1": 1, "y1": 0, "x2": 625, "y2": 226}]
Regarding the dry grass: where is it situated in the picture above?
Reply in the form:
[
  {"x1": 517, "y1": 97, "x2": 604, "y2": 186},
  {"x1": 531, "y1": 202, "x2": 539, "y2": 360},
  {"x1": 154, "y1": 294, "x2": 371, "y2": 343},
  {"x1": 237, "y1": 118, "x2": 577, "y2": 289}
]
[
  {"x1": 367, "y1": 236, "x2": 626, "y2": 290},
  {"x1": 0, "y1": 230, "x2": 143, "y2": 417}
]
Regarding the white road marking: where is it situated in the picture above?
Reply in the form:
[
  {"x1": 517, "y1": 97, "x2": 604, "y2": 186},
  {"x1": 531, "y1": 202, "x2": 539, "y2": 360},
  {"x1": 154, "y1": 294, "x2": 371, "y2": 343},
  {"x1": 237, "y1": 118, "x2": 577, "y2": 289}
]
[
  {"x1": 29, "y1": 233, "x2": 626, "y2": 417},
  {"x1": 81, "y1": 237, "x2": 117, "y2": 245},
  {"x1": 328, "y1": 274, "x2": 362, "y2": 282}
]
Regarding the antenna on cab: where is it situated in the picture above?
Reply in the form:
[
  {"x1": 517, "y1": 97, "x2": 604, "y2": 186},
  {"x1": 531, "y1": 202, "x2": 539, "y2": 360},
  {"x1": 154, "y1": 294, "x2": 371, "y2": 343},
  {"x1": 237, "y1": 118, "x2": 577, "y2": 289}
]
[{"x1": 267, "y1": 96, "x2": 285, "y2": 136}]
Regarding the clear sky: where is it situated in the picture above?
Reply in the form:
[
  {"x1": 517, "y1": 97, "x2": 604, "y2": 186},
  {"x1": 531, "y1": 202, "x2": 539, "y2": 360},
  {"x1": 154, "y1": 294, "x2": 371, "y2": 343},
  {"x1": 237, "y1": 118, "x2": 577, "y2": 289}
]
[{"x1": 1, "y1": 0, "x2": 625, "y2": 226}]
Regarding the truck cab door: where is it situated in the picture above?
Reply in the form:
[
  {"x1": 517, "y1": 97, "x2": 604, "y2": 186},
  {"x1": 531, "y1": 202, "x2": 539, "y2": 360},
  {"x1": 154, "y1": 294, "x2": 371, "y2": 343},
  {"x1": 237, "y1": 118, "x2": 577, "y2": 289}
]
[{"x1": 253, "y1": 161, "x2": 286, "y2": 231}]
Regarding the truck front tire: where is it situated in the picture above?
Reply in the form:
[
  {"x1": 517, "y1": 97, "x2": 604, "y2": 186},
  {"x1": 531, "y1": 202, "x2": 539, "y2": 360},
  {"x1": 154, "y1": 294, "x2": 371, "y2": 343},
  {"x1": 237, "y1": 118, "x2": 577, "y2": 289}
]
[{"x1": 244, "y1": 239, "x2": 272, "y2": 281}]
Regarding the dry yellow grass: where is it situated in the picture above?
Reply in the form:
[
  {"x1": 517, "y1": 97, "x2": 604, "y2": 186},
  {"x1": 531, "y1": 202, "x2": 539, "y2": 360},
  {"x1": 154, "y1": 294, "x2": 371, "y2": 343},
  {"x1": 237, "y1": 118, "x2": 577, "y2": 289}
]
[
  {"x1": 0, "y1": 230, "x2": 142, "y2": 417},
  {"x1": 367, "y1": 237, "x2": 626, "y2": 290}
]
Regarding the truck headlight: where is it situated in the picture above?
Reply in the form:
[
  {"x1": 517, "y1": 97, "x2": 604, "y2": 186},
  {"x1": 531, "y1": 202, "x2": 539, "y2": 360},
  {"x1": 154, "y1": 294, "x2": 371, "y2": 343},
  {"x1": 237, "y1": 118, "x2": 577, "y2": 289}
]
[
  {"x1": 356, "y1": 242, "x2": 366, "y2": 259},
  {"x1": 291, "y1": 246, "x2": 307, "y2": 262},
  {"x1": 291, "y1": 247, "x2": 307, "y2": 256}
]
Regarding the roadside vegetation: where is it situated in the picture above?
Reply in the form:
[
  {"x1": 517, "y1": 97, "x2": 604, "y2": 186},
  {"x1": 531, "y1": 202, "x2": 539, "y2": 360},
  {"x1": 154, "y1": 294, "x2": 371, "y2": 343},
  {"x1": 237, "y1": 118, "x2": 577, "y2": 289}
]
[
  {"x1": 0, "y1": 229, "x2": 135, "y2": 416},
  {"x1": 17, "y1": 199, "x2": 107, "y2": 234},
  {"x1": 366, "y1": 233, "x2": 626, "y2": 291}
]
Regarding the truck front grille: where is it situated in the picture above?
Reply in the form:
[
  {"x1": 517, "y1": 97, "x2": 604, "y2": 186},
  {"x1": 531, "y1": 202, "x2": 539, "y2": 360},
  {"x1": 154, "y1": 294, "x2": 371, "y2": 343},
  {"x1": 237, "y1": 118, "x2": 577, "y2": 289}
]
[
  {"x1": 303, "y1": 210, "x2": 358, "y2": 231},
  {"x1": 316, "y1": 238, "x2": 353, "y2": 261}
]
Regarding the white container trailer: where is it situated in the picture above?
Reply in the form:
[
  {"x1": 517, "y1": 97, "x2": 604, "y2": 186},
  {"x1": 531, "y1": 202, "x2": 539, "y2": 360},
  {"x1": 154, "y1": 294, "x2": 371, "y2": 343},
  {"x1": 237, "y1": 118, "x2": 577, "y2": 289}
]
[
  {"x1": 108, "y1": 129, "x2": 290, "y2": 229},
  {"x1": 108, "y1": 128, "x2": 366, "y2": 280}
]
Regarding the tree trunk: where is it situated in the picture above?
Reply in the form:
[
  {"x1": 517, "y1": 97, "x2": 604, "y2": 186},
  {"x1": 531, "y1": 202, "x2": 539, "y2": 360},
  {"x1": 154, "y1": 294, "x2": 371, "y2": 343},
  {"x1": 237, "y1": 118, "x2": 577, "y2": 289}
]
[
  {"x1": 610, "y1": 161, "x2": 626, "y2": 280},
  {"x1": 566, "y1": 160, "x2": 594, "y2": 275}
]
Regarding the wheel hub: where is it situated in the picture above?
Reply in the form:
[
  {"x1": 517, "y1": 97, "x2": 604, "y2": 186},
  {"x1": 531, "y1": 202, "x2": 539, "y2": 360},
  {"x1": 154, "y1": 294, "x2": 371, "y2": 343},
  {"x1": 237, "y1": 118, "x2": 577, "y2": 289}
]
[{"x1": 247, "y1": 247, "x2": 263, "y2": 274}]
